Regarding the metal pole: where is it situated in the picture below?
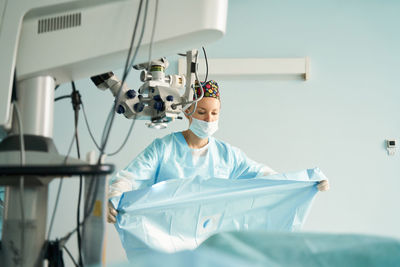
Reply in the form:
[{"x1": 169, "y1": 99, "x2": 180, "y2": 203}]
[
  {"x1": 2, "y1": 76, "x2": 55, "y2": 267},
  {"x1": 12, "y1": 76, "x2": 55, "y2": 138}
]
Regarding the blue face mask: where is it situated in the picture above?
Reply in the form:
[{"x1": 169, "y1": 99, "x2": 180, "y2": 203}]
[{"x1": 189, "y1": 117, "x2": 219, "y2": 139}]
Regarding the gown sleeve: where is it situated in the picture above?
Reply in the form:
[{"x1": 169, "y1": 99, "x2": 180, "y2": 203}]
[
  {"x1": 230, "y1": 146, "x2": 277, "y2": 179},
  {"x1": 109, "y1": 139, "x2": 163, "y2": 198}
]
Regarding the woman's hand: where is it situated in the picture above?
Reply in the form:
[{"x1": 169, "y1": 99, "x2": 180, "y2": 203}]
[
  {"x1": 107, "y1": 201, "x2": 118, "y2": 224},
  {"x1": 317, "y1": 180, "x2": 330, "y2": 192}
]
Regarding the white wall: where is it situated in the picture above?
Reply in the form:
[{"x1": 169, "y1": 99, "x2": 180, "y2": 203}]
[
  {"x1": 213, "y1": 0, "x2": 400, "y2": 238},
  {"x1": 48, "y1": 0, "x2": 400, "y2": 265}
]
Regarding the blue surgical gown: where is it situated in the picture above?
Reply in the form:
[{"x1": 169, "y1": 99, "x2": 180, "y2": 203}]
[{"x1": 111, "y1": 132, "x2": 276, "y2": 191}]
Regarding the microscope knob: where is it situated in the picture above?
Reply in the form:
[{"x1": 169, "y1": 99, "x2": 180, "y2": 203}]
[
  {"x1": 134, "y1": 103, "x2": 144, "y2": 113},
  {"x1": 117, "y1": 105, "x2": 125, "y2": 114},
  {"x1": 126, "y1": 89, "x2": 137, "y2": 99}
]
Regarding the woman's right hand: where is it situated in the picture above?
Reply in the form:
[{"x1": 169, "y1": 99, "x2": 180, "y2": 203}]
[
  {"x1": 108, "y1": 175, "x2": 133, "y2": 224},
  {"x1": 107, "y1": 201, "x2": 118, "y2": 224}
]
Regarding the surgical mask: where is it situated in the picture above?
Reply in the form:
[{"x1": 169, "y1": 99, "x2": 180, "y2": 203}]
[{"x1": 189, "y1": 117, "x2": 219, "y2": 139}]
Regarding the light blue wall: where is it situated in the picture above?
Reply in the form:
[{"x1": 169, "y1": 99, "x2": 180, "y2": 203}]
[{"x1": 49, "y1": 0, "x2": 400, "y2": 264}]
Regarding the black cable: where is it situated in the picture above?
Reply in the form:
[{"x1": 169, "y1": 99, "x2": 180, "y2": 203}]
[
  {"x1": 56, "y1": 174, "x2": 99, "y2": 265},
  {"x1": 81, "y1": 102, "x2": 101, "y2": 150},
  {"x1": 58, "y1": 181, "x2": 99, "y2": 246},
  {"x1": 147, "y1": 0, "x2": 159, "y2": 70},
  {"x1": 57, "y1": 174, "x2": 102, "y2": 265},
  {"x1": 77, "y1": 181, "x2": 83, "y2": 267},
  {"x1": 71, "y1": 81, "x2": 84, "y2": 267},
  {"x1": 61, "y1": 82, "x2": 113, "y2": 152},
  {"x1": 107, "y1": 118, "x2": 136, "y2": 156},
  {"x1": 81, "y1": 85, "x2": 133, "y2": 156},
  {"x1": 100, "y1": 106, "x2": 115, "y2": 150},
  {"x1": 98, "y1": 0, "x2": 144, "y2": 157},
  {"x1": 202, "y1": 46, "x2": 209, "y2": 83},
  {"x1": 71, "y1": 83, "x2": 82, "y2": 112},
  {"x1": 39, "y1": 87, "x2": 82, "y2": 267},
  {"x1": 55, "y1": 95, "x2": 71, "y2": 102},
  {"x1": 99, "y1": 0, "x2": 149, "y2": 163},
  {"x1": 69, "y1": 82, "x2": 103, "y2": 266},
  {"x1": 125, "y1": 0, "x2": 149, "y2": 81},
  {"x1": 13, "y1": 102, "x2": 26, "y2": 266},
  {"x1": 82, "y1": 99, "x2": 136, "y2": 156},
  {"x1": 63, "y1": 245, "x2": 79, "y2": 267},
  {"x1": 122, "y1": 0, "x2": 144, "y2": 83},
  {"x1": 47, "y1": 179, "x2": 63, "y2": 240}
]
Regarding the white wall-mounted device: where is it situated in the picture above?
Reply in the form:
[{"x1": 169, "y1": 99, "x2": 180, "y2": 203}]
[
  {"x1": 386, "y1": 139, "x2": 397, "y2": 156},
  {"x1": 178, "y1": 57, "x2": 310, "y2": 80}
]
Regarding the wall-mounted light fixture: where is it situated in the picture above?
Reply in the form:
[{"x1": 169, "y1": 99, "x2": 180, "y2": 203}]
[{"x1": 178, "y1": 57, "x2": 310, "y2": 80}]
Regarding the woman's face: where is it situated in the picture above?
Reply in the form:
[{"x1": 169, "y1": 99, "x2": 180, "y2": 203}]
[{"x1": 187, "y1": 97, "x2": 220, "y2": 123}]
